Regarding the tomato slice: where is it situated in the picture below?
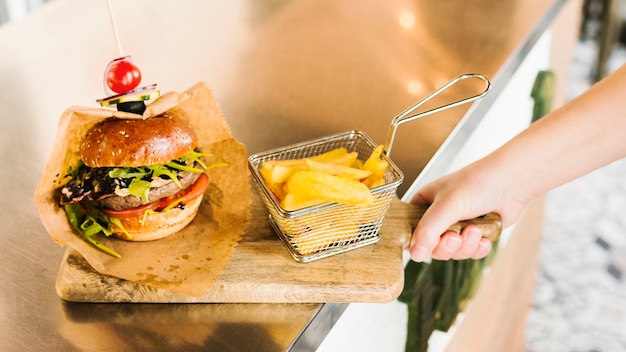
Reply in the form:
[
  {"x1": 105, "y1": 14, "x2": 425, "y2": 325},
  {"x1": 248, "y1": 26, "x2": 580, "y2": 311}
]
[
  {"x1": 183, "y1": 173, "x2": 210, "y2": 202},
  {"x1": 101, "y1": 201, "x2": 159, "y2": 219},
  {"x1": 101, "y1": 173, "x2": 210, "y2": 218},
  {"x1": 156, "y1": 173, "x2": 210, "y2": 211}
]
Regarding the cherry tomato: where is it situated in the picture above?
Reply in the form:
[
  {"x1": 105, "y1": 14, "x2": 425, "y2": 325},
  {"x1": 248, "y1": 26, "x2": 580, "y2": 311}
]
[{"x1": 105, "y1": 56, "x2": 142, "y2": 94}]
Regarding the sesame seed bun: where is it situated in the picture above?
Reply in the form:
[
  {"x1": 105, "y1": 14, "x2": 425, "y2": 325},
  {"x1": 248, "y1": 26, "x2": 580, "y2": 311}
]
[
  {"x1": 111, "y1": 195, "x2": 203, "y2": 241},
  {"x1": 79, "y1": 111, "x2": 198, "y2": 168}
]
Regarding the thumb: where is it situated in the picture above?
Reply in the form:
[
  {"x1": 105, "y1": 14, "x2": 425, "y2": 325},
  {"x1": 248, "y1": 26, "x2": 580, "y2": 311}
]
[{"x1": 409, "y1": 197, "x2": 463, "y2": 262}]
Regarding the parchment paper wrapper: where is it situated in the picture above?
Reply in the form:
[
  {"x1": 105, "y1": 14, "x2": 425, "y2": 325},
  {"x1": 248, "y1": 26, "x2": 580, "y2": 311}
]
[{"x1": 34, "y1": 82, "x2": 250, "y2": 296}]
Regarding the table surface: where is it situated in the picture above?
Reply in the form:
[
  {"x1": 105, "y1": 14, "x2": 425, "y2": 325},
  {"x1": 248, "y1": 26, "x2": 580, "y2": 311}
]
[{"x1": 0, "y1": 0, "x2": 564, "y2": 350}]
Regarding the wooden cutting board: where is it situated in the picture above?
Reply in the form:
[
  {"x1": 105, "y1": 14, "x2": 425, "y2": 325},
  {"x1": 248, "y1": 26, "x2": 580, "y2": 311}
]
[
  {"x1": 56, "y1": 191, "x2": 415, "y2": 304},
  {"x1": 55, "y1": 190, "x2": 501, "y2": 303}
]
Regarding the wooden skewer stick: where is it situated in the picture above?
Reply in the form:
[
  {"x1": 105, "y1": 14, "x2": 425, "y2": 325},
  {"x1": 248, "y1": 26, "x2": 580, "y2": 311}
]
[{"x1": 105, "y1": 0, "x2": 124, "y2": 57}]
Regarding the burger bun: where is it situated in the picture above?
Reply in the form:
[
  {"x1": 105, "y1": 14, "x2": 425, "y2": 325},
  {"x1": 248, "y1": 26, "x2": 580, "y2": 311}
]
[
  {"x1": 80, "y1": 112, "x2": 198, "y2": 168},
  {"x1": 111, "y1": 195, "x2": 203, "y2": 241}
]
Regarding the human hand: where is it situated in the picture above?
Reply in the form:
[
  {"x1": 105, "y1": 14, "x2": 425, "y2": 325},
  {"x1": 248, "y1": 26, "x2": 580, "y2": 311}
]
[{"x1": 408, "y1": 161, "x2": 526, "y2": 262}]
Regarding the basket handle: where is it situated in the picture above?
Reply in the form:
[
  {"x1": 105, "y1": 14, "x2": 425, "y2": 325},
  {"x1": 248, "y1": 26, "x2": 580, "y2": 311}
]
[{"x1": 383, "y1": 73, "x2": 491, "y2": 156}]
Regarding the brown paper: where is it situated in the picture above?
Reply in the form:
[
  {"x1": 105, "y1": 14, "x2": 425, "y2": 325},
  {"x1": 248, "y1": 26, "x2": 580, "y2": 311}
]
[{"x1": 34, "y1": 82, "x2": 250, "y2": 296}]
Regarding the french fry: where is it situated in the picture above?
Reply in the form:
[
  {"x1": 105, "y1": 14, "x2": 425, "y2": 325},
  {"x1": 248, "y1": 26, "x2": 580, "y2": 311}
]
[
  {"x1": 309, "y1": 147, "x2": 349, "y2": 162},
  {"x1": 361, "y1": 145, "x2": 388, "y2": 188},
  {"x1": 257, "y1": 145, "x2": 396, "y2": 257},
  {"x1": 322, "y1": 151, "x2": 359, "y2": 167},
  {"x1": 261, "y1": 158, "x2": 306, "y2": 168},
  {"x1": 285, "y1": 170, "x2": 374, "y2": 206},
  {"x1": 260, "y1": 162, "x2": 305, "y2": 184},
  {"x1": 263, "y1": 147, "x2": 349, "y2": 169},
  {"x1": 280, "y1": 193, "x2": 326, "y2": 211},
  {"x1": 260, "y1": 148, "x2": 355, "y2": 184},
  {"x1": 361, "y1": 145, "x2": 388, "y2": 176},
  {"x1": 289, "y1": 219, "x2": 361, "y2": 255},
  {"x1": 304, "y1": 159, "x2": 372, "y2": 180},
  {"x1": 263, "y1": 178, "x2": 286, "y2": 201},
  {"x1": 259, "y1": 145, "x2": 389, "y2": 210},
  {"x1": 362, "y1": 175, "x2": 386, "y2": 189}
]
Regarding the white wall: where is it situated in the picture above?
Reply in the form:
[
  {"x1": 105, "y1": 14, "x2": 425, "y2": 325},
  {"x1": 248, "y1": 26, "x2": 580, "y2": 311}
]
[{"x1": 0, "y1": 0, "x2": 45, "y2": 24}]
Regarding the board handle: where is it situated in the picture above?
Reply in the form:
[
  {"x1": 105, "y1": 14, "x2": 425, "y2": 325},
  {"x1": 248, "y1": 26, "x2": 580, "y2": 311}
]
[
  {"x1": 445, "y1": 212, "x2": 502, "y2": 242},
  {"x1": 387, "y1": 199, "x2": 502, "y2": 246}
]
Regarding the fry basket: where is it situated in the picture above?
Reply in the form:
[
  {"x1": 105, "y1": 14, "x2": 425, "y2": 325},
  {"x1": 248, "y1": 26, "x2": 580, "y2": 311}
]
[
  {"x1": 249, "y1": 131, "x2": 403, "y2": 262},
  {"x1": 248, "y1": 73, "x2": 491, "y2": 263}
]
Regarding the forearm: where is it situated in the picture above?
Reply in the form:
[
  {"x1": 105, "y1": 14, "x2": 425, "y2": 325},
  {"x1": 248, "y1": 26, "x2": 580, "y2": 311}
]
[
  {"x1": 409, "y1": 65, "x2": 626, "y2": 261},
  {"x1": 486, "y1": 64, "x2": 626, "y2": 205}
]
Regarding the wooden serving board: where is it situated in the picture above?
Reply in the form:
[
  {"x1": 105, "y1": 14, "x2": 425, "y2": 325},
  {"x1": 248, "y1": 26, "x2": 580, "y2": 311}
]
[
  {"x1": 56, "y1": 188, "x2": 502, "y2": 304},
  {"x1": 56, "y1": 191, "x2": 418, "y2": 304}
]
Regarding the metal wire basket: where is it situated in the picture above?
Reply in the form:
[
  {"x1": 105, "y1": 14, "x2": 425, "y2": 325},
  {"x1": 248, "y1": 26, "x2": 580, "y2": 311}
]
[
  {"x1": 249, "y1": 131, "x2": 403, "y2": 262},
  {"x1": 248, "y1": 73, "x2": 491, "y2": 262}
]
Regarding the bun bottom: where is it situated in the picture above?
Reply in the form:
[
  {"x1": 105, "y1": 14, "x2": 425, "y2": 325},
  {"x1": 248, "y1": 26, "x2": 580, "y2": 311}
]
[{"x1": 111, "y1": 195, "x2": 203, "y2": 241}]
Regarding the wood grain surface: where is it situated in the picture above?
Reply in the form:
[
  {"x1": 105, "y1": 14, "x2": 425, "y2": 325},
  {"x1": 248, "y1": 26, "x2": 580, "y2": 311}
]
[
  {"x1": 56, "y1": 191, "x2": 412, "y2": 303},
  {"x1": 55, "y1": 190, "x2": 501, "y2": 303}
]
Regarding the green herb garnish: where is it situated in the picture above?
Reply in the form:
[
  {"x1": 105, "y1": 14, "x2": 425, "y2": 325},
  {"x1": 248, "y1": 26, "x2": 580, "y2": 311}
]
[
  {"x1": 107, "y1": 151, "x2": 216, "y2": 200},
  {"x1": 108, "y1": 167, "x2": 150, "y2": 179},
  {"x1": 61, "y1": 150, "x2": 229, "y2": 258},
  {"x1": 64, "y1": 203, "x2": 123, "y2": 258},
  {"x1": 128, "y1": 178, "x2": 152, "y2": 202},
  {"x1": 151, "y1": 164, "x2": 182, "y2": 187}
]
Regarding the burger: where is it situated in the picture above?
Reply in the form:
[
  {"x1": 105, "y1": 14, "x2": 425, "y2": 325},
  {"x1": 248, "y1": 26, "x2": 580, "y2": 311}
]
[{"x1": 58, "y1": 111, "x2": 224, "y2": 257}]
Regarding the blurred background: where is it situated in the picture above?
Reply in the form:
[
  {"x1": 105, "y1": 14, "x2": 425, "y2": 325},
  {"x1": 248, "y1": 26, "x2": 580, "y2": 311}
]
[
  {"x1": 2, "y1": 0, "x2": 626, "y2": 351},
  {"x1": 0, "y1": 0, "x2": 44, "y2": 24},
  {"x1": 524, "y1": 1, "x2": 626, "y2": 350}
]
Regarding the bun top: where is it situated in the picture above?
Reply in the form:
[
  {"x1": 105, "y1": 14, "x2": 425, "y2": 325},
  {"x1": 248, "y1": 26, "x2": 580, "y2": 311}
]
[{"x1": 80, "y1": 111, "x2": 198, "y2": 167}]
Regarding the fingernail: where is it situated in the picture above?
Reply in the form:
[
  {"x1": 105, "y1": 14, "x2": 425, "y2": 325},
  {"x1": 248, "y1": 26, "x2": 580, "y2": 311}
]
[
  {"x1": 445, "y1": 236, "x2": 462, "y2": 251},
  {"x1": 478, "y1": 239, "x2": 491, "y2": 251},
  {"x1": 410, "y1": 245, "x2": 429, "y2": 262},
  {"x1": 466, "y1": 227, "x2": 482, "y2": 244},
  {"x1": 475, "y1": 239, "x2": 492, "y2": 258}
]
